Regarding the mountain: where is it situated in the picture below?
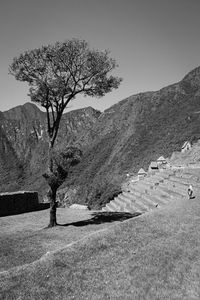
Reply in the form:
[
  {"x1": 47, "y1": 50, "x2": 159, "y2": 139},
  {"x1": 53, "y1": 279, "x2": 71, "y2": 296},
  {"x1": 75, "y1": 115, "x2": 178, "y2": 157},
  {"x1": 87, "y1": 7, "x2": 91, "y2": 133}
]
[
  {"x1": 0, "y1": 125, "x2": 22, "y2": 191},
  {"x1": 64, "y1": 66, "x2": 200, "y2": 208},
  {"x1": 0, "y1": 103, "x2": 101, "y2": 195},
  {"x1": 1, "y1": 66, "x2": 200, "y2": 207}
]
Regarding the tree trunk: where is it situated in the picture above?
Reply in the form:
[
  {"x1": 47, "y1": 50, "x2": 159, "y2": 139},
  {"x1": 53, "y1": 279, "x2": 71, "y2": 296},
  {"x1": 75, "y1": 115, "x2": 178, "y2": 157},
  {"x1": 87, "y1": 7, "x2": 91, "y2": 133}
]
[
  {"x1": 47, "y1": 141, "x2": 57, "y2": 227},
  {"x1": 48, "y1": 187, "x2": 57, "y2": 227}
]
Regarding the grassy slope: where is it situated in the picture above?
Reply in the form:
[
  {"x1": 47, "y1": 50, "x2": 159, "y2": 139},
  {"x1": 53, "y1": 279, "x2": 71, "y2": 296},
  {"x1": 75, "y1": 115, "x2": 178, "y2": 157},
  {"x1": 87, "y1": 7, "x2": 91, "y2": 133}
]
[
  {"x1": 1, "y1": 189, "x2": 200, "y2": 299},
  {"x1": 0, "y1": 208, "x2": 136, "y2": 272}
]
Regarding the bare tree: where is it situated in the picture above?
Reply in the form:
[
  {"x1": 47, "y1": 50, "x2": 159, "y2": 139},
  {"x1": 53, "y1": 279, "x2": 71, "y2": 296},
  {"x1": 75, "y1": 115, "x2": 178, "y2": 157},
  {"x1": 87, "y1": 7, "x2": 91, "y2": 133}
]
[{"x1": 9, "y1": 39, "x2": 122, "y2": 226}]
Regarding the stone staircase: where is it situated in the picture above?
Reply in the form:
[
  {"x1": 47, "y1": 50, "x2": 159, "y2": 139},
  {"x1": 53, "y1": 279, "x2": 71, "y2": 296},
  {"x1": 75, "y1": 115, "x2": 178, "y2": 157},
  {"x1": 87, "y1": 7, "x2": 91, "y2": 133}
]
[{"x1": 102, "y1": 167, "x2": 200, "y2": 214}]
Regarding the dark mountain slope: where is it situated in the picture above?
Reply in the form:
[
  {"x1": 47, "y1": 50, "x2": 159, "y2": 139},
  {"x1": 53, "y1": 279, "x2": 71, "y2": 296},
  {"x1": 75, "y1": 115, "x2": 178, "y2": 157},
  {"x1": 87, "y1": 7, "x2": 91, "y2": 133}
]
[
  {"x1": 0, "y1": 103, "x2": 101, "y2": 194},
  {"x1": 0, "y1": 126, "x2": 23, "y2": 191},
  {"x1": 1, "y1": 103, "x2": 46, "y2": 162},
  {"x1": 66, "y1": 67, "x2": 200, "y2": 207},
  {"x1": 25, "y1": 106, "x2": 101, "y2": 193}
]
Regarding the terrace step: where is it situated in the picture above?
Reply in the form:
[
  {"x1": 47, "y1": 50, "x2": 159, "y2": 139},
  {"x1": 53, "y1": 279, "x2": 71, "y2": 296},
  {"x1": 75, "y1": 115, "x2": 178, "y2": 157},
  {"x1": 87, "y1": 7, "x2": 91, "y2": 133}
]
[
  {"x1": 156, "y1": 170, "x2": 175, "y2": 178},
  {"x1": 102, "y1": 168, "x2": 200, "y2": 214},
  {"x1": 181, "y1": 169, "x2": 200, "y2": 177},
  {"x1": 143, "y1": 177, "x2": 164, "y2": 186},
  {"x1": 102, "y1": 205, "x2": 113, "y2": 212},
  {"x1": 174, "y1": 172, "x2": 194, "y2": 180},
  {"x1": 155, "y1": 185, "x2": 184, "y2": 199},
  {"x1": 163, "y1": 180, "x2": 192, "y2": 195},
  {"x1": 131, "y1": 183, "x2": 172, "y2": 199},
  {"x1": 129, "y1": 187, "x2": 169, "y2": 203},
  {"x1": 168, "y1": 175, "x2": 200, "y2": 188},
  {"x1": 128, "y1": 180, "x2": 153, "y2": 191},
  {"x1": 128, "y1": 183, "x2": 153, "y2": 194},
  {"x1": 112, "y1": 197, "x2": 129, "y2": 211},
  {"x1": 101, "y1": 207, "x2": 108, "y2": 212},
  {"x1": 126, "y1": 188, "x2": 169, "y2": 206},
  {"x1": 118, "y1": 194, "x2": 149, "y2": 212},
  {"x1": 155, "y1": 182, "x2": 185, "y2": 197},
  {"x1": 140, "y1": 192, "x2": 169, "y2": 207},
  {"x1": 104, "y1": 201, "x2": 120, "y2": 212},
  {"x1": 145, "y1": 188, "x2": 173, "y2": 202},
  {"x1": 150, "y1": 174, "x2": 169, "y2": 181},
  {"x1": 123, "y1": 191, "x2": 158, "y2": 207},
  {"x1": 127, "y1": 177, "x2": 185, "y2": 202},
  {"x1": 111, "y1": 195, "x2": 142, "y2": 213},
  {"x1": 123, "y1": 203, "x2": 143, "y2": 213},
  {"x1": 122, "y1": 192, "x2": 156, "y2": 210}
]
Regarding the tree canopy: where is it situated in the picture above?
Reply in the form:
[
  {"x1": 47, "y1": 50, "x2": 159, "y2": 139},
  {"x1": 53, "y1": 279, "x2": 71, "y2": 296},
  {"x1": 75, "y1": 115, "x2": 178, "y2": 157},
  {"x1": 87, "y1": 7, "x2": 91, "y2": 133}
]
[{"x1": 9, "y1": 39, "x2": 122, "y2": 147}]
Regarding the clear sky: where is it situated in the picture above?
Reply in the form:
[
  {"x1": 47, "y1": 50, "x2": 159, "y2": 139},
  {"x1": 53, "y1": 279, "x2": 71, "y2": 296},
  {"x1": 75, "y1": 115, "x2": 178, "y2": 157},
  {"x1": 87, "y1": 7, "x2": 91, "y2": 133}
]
[{"x1": 0, "y1": 0, "x2": 200, "y2": 112}]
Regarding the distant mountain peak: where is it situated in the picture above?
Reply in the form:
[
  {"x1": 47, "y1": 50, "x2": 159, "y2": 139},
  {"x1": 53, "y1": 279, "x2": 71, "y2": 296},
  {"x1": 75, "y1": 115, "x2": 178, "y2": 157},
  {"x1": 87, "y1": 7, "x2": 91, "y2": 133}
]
[
  {"x1": 182, "y1": 66, "x2": 200, "y2": 88},
  {"x1": 23, "y1": 102, "x2": 41, "y2": 109},
  {"x1": 183, "y1": 66, "x2": 200, "y2": 78},
  {"x1": 4, "y1": 102, "x2": 39, "y2": 113},
  {"x1": 3, "y1": 102, "x2": 44, "y2": 121}
]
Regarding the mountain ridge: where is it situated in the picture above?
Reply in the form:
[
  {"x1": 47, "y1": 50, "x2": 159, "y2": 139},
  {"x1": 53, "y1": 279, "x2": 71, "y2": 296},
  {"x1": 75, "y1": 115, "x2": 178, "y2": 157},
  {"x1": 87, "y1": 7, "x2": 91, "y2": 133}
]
[{"x1": 1, "y1": 66, "x2": 200, "y2": 207}]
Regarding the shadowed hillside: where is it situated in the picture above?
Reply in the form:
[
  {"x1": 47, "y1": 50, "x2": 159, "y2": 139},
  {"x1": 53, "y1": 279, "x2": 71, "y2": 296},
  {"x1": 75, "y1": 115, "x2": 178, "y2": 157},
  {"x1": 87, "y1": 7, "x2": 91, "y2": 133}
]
[{"x1": 0, "y1": 125, "x2": 23, "y2": 191}]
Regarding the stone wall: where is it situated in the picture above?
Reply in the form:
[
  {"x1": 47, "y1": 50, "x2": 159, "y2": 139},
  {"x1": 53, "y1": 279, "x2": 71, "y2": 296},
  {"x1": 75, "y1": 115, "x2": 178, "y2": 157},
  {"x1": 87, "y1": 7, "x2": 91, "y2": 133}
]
[{"x1": 0, "y1": 191, "x2": 49, "y2": 217}]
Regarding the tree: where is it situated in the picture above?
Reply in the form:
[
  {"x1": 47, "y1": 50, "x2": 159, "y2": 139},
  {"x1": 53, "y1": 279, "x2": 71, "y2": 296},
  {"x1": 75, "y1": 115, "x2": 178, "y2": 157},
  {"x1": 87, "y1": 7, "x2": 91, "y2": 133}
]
[
  {"x1": 9, "y1": 38, "x2": 122, "y2": 226},
  {"x1": 43, "y1": 147, "x2": 82, "y2": 226}
]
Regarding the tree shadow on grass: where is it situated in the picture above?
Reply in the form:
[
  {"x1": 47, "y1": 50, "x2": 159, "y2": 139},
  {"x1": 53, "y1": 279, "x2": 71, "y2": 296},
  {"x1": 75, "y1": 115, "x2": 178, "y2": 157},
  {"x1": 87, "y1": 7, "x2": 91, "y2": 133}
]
[{"x1": 57, "y1": 211, "x2": 141, "y2": 227}]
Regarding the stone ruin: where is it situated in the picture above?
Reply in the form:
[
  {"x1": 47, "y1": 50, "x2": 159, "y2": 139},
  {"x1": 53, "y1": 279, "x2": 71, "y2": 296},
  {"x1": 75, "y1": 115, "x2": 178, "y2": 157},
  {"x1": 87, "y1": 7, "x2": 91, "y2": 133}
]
[{"x1": 0, "y1": 191, "x2": 49, "y2": 217}]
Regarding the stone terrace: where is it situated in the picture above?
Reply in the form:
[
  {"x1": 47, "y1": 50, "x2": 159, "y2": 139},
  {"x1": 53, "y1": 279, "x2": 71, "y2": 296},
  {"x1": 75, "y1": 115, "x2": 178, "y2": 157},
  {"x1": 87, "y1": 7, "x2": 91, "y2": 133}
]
[{"x1": 102, "y1": 167, "x2": 200, "y2": 214}]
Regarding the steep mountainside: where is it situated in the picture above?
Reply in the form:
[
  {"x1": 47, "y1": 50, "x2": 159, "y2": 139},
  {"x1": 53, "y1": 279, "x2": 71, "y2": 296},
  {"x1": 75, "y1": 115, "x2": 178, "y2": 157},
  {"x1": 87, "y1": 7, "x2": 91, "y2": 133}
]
[
  {"x1": 0, "y1": 103, "x2": 101, "y2": 194},
  {"x1": 0, "y1": 103, "x2": 46, "y2": 163},
  {"x1": 0, "y1": 125, "x2": 23, "y2": 191},
  {"x1": 65, "y1": 66, "x2": 200, "y2": 207},
  {"x1": 1, "y1": 66, "x2": 200, "y2": 208}
]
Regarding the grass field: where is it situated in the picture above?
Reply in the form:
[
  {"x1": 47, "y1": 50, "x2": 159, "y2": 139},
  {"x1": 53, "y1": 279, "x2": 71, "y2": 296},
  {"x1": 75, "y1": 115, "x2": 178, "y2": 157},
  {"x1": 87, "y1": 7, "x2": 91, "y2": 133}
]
[
  {"x1": 0, "y1": 208, "x2": 137, "y2": 272},
  {"x1": 1, "y1": 194, "x2": 200, "y2": 299}
]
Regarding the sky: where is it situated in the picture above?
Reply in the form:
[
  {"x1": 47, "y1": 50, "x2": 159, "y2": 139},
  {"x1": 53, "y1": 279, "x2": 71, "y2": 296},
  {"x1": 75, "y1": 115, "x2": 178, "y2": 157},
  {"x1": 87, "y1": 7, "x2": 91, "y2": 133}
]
[{"x1": 0, "y1": 0, "x2": 200, "y2": 112}]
